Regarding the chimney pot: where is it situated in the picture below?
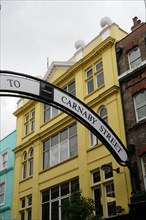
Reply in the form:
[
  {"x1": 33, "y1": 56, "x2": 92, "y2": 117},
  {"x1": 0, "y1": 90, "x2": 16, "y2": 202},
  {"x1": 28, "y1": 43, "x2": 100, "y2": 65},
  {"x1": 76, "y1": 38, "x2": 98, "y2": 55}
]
[{"x1": 133, "y1": 16, "x2": 138, "y2": 26}]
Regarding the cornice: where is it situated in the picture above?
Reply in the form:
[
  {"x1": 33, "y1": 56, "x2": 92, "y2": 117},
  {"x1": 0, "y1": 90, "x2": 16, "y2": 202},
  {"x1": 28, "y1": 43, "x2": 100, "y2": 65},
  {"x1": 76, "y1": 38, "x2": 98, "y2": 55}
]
[
  {"x1": 86, "y1": 85, "x2": 119, "y2": 108},
  {"x1": 14, "y1": 99, "x2": 36, "y2": 116},
  {"x1": 13, "y1": 115, "x2": 75, "y2": 154},
  {"x1": 53, "y1": 37, "x2": 115, "y2": 86}
]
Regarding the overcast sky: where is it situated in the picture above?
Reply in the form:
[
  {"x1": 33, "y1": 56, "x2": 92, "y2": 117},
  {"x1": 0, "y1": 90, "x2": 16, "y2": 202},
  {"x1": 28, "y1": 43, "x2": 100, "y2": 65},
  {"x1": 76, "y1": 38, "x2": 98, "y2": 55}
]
[{"x1": 0, "y1": 0, "x2": 145, "y2": 140}]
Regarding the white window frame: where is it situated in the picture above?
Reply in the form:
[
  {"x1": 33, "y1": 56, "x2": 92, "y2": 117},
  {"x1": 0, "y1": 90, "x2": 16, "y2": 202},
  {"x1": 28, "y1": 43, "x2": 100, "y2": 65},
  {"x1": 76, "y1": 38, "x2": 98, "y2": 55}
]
[
  {"x1": 134, "y1": 90, "x2": 146, "y2": 122},
  {"x1": 42, "y1": 124, "x2": 77, "y2": 169},
  {"x1": 24, "y1": 109, "x2": 35, "y2": 136},
  {"x1": 44, "y1": 104, "x2": 60, "y2": 123},
  {"x1": 96, "y1": 71, "x2": 104, "y2": 88},
  {"x1": 128, "y1": 47, "x2": 141, "y2": 69},
  {"x1": 91, "y1": 164, "x2": 116, "y2": 218},
  {"x1": 0, "y1": 181, "x2": 6, "y2": 206},
  {"x1": 0, "y1": 150, "x2": 8, "y2": 171},
  {"x1": 41, "y1": 179, "x2": 79, "y2": 220},
  {"x1": 28, "y1": 149, "x2": 34, "y2": 177},
  {"x1": 20, "y1": 195, "x2": 32, "y2": 220},
  {"x1": 85, "y1": 67, "x2": 94, "y2": 95},
  {"x1": 64, "y1": 81, "x2": 76, "y2": 96},
  {"x1": 95, "y1": 60, "x2": 104, "y2": 89},
  {"x1": 89, "y1": 131, "x2": 98, "y2": 147}
]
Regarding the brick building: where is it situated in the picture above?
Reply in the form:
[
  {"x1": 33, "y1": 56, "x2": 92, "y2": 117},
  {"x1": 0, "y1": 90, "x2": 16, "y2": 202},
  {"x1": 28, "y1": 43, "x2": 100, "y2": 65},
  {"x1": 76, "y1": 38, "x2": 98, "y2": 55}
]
[{"x1": 116, "y1": 17, "x2": 146, "y2": 219}]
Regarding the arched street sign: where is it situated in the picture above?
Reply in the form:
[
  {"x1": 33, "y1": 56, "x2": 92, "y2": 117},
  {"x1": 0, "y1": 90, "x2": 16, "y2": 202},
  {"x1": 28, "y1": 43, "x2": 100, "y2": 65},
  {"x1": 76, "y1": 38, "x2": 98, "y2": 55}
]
[{"x1": 0, "y1": 70, "x2": 129, "y2": 166}]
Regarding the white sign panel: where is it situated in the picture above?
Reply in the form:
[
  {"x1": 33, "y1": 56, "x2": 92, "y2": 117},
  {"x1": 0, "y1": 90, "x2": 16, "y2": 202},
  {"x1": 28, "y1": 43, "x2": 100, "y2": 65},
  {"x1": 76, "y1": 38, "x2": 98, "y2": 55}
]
[
  {"x1": 54, "y1": 88, "x2": 128, "y2": 162},
  {"x1": 0, "y1": 74, "x2": 40, "y2": 96}
]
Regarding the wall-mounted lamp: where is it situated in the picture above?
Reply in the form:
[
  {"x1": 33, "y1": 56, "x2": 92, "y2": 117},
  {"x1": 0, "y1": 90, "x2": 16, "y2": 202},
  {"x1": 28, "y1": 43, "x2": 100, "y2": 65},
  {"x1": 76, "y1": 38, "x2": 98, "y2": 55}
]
[{"x1": 101, "y1": 164, "x2": 120, "y2": 174}]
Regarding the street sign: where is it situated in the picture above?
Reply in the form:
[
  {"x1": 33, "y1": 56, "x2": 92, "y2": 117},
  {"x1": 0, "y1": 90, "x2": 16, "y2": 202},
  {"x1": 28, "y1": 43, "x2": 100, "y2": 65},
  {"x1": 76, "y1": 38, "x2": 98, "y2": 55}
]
[{"x1": 0, "y1": 70, "x2": 128, "y2": 165}]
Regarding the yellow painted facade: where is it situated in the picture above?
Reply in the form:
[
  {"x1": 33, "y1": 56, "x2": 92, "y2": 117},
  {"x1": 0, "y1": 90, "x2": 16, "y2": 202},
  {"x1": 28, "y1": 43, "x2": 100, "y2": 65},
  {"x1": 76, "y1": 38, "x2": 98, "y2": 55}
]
[{"x1": 12, "y1": 23, "x2": 131, "y2": 220}]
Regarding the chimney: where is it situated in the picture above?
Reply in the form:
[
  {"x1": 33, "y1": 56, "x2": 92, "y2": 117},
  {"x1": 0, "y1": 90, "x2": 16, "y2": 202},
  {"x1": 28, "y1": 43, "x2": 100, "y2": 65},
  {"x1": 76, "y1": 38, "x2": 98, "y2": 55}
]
[{"x1": 131, "y1": 16, "x2": 142, "y2": 31}]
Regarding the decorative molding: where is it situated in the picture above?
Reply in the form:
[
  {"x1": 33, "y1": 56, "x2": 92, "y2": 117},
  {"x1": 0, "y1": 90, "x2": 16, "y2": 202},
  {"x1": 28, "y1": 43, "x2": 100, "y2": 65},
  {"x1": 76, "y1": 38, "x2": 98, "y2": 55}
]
[{"x1": 52, "y1": 37, "x2": 115, "y2": 86}]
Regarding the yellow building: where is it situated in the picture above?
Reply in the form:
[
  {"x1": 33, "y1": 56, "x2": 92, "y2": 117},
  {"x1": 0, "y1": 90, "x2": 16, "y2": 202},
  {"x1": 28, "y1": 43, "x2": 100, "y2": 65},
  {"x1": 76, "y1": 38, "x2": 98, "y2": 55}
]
[{"x1": 12, "y1": 18, "x2": 131, "y2": 220}]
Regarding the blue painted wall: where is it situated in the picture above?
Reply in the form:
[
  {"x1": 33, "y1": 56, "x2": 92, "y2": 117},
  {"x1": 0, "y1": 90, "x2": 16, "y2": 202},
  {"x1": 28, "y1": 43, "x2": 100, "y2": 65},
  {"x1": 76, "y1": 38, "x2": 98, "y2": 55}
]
[{"x1": 0, "y1": 130, "x2": 16, "y2": 220}]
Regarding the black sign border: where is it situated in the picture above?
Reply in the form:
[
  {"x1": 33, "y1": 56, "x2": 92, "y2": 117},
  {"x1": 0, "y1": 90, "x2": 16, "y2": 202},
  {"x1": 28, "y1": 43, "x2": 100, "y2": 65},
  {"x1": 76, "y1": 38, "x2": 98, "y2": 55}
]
[{"x1": 0, "y1": 70, "x2": 129, "y2": 166}]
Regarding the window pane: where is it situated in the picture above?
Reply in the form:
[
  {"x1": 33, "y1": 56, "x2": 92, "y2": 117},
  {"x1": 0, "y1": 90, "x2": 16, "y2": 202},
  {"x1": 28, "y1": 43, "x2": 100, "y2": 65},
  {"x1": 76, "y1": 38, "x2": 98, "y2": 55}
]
[
  {"x1": 52, "y1": 107, "x2": 58, "y2": 118},
  {"x1": 69, "y1": 124, "x2": 77, "y2": 137},
  {"x1": 28, "y1": 195, "x2": 32, "y2": 206},
  {"x1": 29, "y1": 149, "x2": 33, "y2": 157},
  {"x1": 23, "y1": 163, "x2": 27, "y2": 179},
  {"x1": 20, "y1": 212, "x2": 25, "y2": 220},
  {"x1": 25, "y1": 114, "x2": 29, "y2": 122},
  {"x1": 104, "y1": 167, "x2": 113, "y2": 179},
  {"x1": 31, "y1": 110, "x2": 35, "y2": 118},
  {"x1": 131, "y1": 58, "x2": 142, "y2": 68},
  {"x1": 61, "y1": 182, "x2": 69, "y2": 196},
  {"x1": 86, "y1": 68, "x2": 93, "y2": 78},
  {"x1": 23, "y1": 152, "x2": 27, "y2": 160},
  {"x1": 137, "y1": 106, "x2": 146, "y2": 120},
  {"x1": 134, "y1": 90, "x2": 146, "y2": 121},
  {"x1": 51, "y1": 201, "x2": 59, "y2": 220},
  {"x1": 96, "y1": 72, "x2": 104, "y2": 87},
  {"x1": 71, "y1": 179, "x2": 79, "y2": 191},
  {"x1": 107, "y1": 201, "x2": 116, "y2": 217},
  {"x1": 51, "y1": 186, "x2": 59, "y2": 199},
  {"x1": 21, "y1": 198, "x2": 25, "y2": 208},
  {"x1": 69, "y1": 136, "x2": 78, "y2": 156},
  {"x1": 27, "y1": 209, "x2": 32, "y2": 220},
  {"x1": 94, "y1": 188, "x2": 103, "y2": 218},
  {"x1": 50, "y1": 145, "x2": 59, "y2": 165},
  {"x1": 93, "y1": 170, "x2": 100, "y2": 183},
  {"x1": 29, "y1": 160, "x2": 33, "y2": 176},
  {"x1": 129, "y1": 47, "x2": 141, "y2": 68},
  {"x1": 44, "y1": 105, "x2": 51, "y2": 122},
  {"x1": 90, "y1": 132, "x2": 98, "y2": 146},
  {"x1": 68, "y1": 82, "x2": 75, "y2": 94},
  {"x1": 106, "y1": 183, "x2": 115, "y2": 198},
  {"x1": 95, "y1": 61, "x2": 103, "y2": 71},
  {"x1": 100, "y1": 107, "x2": 107, "y2": 118},
  {"x1": 25, "y1": 124, "x2": 29, "y2": 135},
  {"x1": 135, "y1": 91, "x2": 145, "y2": 106},
  {"x1": 42, "y1": 202, "x2": 49, "y2": 220},
  {"x1": 60, "y1": 129, "x2": 68, "y2": 142},
  {"x1": 51, "y1": 135, "x2": 59, "y2": 147},
  {"x1": 42, "y1": 190, "x2": 50, "y2": 203},
  {"x1": 31, "y1": 120, "x2": 35, "y2": 131},
  {"x1": 61, "y1": 197, "x2": 69, "y2": 219},
  {"x1": 87, "y1": 79, "x2": 94, "y2": 94},
  {"x1": 60, "y1": 141, "x2": 68, "y2": 161},
  {"x1": 43, "y1": 139, "x2": 50, "y2": 151},
  {"x1": 0, "y1": 182, "x2": 5, "y2": 194},
  {"x1": 43, "y1": 150, "x2": 50, "y2": 169}
]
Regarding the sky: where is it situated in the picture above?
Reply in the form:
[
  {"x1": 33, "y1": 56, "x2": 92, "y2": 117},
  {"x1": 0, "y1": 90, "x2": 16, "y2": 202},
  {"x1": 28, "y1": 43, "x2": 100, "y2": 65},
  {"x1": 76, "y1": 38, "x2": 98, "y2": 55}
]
[{"x1": 0, "y1": 0, "x2": 145, "y2": 140}]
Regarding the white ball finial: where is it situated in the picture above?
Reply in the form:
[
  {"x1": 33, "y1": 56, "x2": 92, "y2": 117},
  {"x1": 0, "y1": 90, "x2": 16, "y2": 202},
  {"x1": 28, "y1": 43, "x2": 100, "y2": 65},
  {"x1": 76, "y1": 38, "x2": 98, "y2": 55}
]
[
  {"x1": 74, "y1": 39, "x2": 86, "y2": 50},
  {"x1": 100, "y1": 17, "x2": 112, "y2": 28}
]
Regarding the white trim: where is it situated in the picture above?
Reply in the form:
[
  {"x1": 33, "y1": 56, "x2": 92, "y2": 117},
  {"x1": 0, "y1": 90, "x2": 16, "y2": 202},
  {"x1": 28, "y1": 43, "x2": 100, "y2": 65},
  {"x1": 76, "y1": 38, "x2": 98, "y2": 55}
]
[
  {"x1": 118, "y1": 60, "x2": 146, "y2": 81},
  {"x1": 0, "y1": 149, "x2": 8, "y2": 171},
  {"x1": 44, "y1": 61, "x2": 75, "y2": 81}
]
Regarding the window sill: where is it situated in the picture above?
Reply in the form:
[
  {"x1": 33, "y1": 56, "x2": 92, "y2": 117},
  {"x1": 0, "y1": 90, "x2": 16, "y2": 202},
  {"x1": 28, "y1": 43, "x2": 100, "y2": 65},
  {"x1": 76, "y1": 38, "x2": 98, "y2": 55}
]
[
  {"x1": 84, "y1": 84, "x2": 105, "y2": 99},
  {"x1": 127, "y1": 118, "x2": 146, "y2": 132},
  {"x1": 39, "y1": 155, "x2": 78, "y2": 174},
  {"x1": 0, "y1": 205, "x2": 11, "y2": 212},
  {"x1": 22, "y1": 130, "x2": 35, "y2": 139},
  {"x1": 0, "y1": 167, "x2": 13, "y2": 176},
  {"x1": 87, "y1": 143, "x2": 103, "y2": 152},
  {"x1": 20, "y1": 175, "x2": 33, "y2": 183}
]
